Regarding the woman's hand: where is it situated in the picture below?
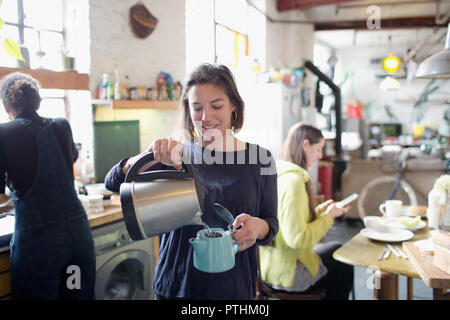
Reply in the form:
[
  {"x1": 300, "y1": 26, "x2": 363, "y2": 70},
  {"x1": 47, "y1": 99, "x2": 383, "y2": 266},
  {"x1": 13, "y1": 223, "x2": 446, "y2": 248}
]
[
  {"x1": 122, "y1": 138, "x2": 183, "y2": 175},
  {"x1": 231, "y1": 214, "x2": 269, "y2": 252},
  {"x1": 325, "y1": 202, "x2": 350, "y2": 218},
  {"x1": 150, "y1": 138, "x2": 183, "y2": 170}
]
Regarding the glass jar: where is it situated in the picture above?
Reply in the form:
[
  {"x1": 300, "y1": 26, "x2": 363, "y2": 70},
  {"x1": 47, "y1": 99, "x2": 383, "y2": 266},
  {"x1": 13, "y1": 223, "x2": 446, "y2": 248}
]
[
  {"x1": 128, "y1": 87, "x2": 138, "y2": 100},
  {"x1": 120, "y1": 84, "x2": 128, "y2": 100},
  {"x1": 137, "y1": 85, "x2": 146, "y2": 100},
  {"x1": 438, "y1": 191, "x2": 450, "y2": 232}
]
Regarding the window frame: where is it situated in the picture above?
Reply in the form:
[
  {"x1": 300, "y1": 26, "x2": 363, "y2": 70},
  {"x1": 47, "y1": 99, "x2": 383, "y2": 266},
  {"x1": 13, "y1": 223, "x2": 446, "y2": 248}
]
[
  {"x1": 2, "y1": 0, "x2": 69, "y2": 120},
  {"x1": 213, "y1": 0, "x2": 249, "y2": 66}
]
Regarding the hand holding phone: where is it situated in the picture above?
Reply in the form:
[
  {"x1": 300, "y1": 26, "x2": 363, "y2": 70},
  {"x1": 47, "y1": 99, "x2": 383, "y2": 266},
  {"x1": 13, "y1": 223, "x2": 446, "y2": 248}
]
[{"x1": 335, "y1": 193, "x2": 359, "y2": 209}]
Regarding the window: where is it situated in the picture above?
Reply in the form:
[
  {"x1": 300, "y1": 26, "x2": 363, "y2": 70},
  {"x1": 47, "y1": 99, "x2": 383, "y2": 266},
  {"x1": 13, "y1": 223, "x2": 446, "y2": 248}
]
[
  {"x1": 0, "y1": 0, "x2": 65, "y2": 70},
  {"x1": 0, "y1": 0, "x2": 67, "y2": 122},
  {"x1": 214, "y1": 0, "x2": 248, "y2": 67},
  {"x1": 185, "y1": 0, "x2": 265, "y2": 72}
]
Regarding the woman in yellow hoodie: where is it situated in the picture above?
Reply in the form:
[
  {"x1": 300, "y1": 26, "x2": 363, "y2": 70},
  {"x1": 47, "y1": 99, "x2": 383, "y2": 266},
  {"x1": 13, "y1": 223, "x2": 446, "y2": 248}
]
[{"x1": 259, "y1": 123, "x2": 354, "y2": 299}]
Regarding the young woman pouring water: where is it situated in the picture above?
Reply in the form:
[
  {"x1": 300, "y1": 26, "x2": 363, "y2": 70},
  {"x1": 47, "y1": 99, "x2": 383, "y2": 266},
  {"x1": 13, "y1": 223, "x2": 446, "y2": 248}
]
[{"x1": 105, "y1": 63, "x2": 278, "y2": 299}]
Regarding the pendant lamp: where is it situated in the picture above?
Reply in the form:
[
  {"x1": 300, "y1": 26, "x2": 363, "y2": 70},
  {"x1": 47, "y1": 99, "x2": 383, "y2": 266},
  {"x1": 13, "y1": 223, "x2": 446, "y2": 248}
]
[{"x1": 416, "y1": 23, "x2": 450, "y2": 79}]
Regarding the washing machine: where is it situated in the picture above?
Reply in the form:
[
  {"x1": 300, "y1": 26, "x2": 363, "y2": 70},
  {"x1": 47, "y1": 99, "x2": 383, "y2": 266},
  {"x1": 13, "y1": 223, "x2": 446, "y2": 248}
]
[{"x1": 92, "y1": 220, "x2": 155, "y2": 300}]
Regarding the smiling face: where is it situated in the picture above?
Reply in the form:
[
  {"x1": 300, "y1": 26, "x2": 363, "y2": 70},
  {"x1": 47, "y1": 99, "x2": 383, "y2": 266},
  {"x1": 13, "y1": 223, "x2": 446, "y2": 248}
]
[
  {"x1": 303, "y1": 138, "x2": 325, "y2": 168},
  {"x1": 188, "y1": 83, "x2": 235, "y2": 147}
]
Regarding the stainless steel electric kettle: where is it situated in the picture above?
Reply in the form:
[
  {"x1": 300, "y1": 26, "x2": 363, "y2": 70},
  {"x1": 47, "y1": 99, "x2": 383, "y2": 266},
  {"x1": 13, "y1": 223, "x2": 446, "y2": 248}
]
[{"x1": 120, "y1": 152, "x2": 205, "y2": 240}]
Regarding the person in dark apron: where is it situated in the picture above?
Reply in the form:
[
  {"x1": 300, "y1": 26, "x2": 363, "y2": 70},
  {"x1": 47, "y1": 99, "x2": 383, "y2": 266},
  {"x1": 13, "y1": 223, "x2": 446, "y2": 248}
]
[{"x1": 0, "y1": 73, "x2": 95, "y2": 299}]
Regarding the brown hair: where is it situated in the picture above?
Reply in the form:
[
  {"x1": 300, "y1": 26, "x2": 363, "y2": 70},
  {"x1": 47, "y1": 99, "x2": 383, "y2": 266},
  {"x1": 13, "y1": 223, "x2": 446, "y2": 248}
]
[
  {"x1": 282, "y1": 122, "x2": 324, "y2": 221},
  {"x1": 0, "y1": 72, "x2": 41, "y2": 114},
  {"x1": 179, "y1": 63, "x2": 244, "y2": 140}
]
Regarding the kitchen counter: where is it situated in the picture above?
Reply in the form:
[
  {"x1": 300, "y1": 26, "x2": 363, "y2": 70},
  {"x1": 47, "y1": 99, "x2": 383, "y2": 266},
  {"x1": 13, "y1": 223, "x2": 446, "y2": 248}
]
[
  {"x1": 0, "y1": 197, "x2": 124, "y2": 252},
  {"x1": 86, "y1": 202, "x2": 124, "y2": 228},
  {"x1": 0, "y1": 197, "x2": 125, "y2": 299}
]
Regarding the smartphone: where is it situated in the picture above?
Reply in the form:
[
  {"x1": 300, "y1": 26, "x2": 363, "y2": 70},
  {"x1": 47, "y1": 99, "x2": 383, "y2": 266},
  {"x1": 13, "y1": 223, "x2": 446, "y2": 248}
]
[{"x1": 335, "y1": 193, "x2": 358, "y2": 208}]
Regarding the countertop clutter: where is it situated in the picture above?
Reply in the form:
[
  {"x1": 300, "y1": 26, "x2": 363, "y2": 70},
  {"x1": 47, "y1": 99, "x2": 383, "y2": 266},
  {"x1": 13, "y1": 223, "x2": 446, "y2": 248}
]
[{"x1": 0, "y1": 195, "x2": 124, "y2": 251}]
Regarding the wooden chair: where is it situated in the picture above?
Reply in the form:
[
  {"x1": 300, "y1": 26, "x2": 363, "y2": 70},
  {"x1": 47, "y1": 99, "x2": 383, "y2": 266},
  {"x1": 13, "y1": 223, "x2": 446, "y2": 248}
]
[
  {"x1": 256, "y1": 276, "x2": 326, "y2": 300},
  {"x1": 256, "y1": 250, "x2": 326, "y2": 300}
]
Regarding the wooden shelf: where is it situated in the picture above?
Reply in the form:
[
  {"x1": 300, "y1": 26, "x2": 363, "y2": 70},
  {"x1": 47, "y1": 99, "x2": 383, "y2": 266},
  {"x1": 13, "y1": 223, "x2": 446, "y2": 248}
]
[
  {"x1": 92, "y1": 99, "x2": 180, "y2": 110},
  {"x1": 0, "y1": 67, "x2": 89, "y2": 90},
  {"x1": 114, "y1": 99, "x2": 179, "y2": 109}
]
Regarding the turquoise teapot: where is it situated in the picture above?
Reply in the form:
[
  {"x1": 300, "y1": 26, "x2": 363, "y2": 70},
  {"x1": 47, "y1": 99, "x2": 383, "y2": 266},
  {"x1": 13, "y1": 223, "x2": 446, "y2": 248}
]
[{"x1": 189, "y1": 228, "x2": 240, "y2": 273}]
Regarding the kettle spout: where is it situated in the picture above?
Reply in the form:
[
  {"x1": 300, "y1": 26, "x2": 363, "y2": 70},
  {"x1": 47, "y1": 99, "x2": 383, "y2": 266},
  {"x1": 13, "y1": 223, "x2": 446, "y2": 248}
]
[{"x1": 186, "y1": 211, "x2": 204, "y2": 226}]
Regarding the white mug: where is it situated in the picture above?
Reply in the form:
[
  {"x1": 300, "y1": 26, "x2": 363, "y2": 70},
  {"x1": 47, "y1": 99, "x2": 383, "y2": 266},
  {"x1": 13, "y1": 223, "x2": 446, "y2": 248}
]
[{"x1": 379, "y1": 200, "x2": 403, "y2": 218}]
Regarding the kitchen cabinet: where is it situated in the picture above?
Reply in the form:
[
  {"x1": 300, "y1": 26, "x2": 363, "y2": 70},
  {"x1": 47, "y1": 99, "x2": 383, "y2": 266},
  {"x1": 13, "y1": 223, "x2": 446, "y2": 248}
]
[
  {"x1": 0, "y1": 67, "x2": 89, "y2": 91},
  {"x1": 0, "y1": 251, "x2": 11, "y2": 299},
  {"x1": 91, "y1": 99, "x2": 179, "y2": 110}
]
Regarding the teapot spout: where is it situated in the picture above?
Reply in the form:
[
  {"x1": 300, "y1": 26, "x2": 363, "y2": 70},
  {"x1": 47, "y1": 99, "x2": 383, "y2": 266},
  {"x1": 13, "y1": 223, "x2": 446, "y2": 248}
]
[{"x1": 189, "y1": 237, "x2": 206, "y2": 253}]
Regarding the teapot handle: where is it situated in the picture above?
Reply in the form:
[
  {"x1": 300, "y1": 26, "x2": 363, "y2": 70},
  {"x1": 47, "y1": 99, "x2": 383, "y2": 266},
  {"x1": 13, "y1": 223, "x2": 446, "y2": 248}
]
[
  {"x1": 125, "y1": 151, "x2": 195, "y2": 183},
  {"x1": 233, "y1": 243, "x2": 241, "y2": 254}
]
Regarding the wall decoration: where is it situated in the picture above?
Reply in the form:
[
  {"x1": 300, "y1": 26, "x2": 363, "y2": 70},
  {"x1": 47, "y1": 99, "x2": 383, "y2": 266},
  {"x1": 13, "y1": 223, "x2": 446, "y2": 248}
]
[{"x1": 129, "y1": 2, "x2": 158, "y2": 39}]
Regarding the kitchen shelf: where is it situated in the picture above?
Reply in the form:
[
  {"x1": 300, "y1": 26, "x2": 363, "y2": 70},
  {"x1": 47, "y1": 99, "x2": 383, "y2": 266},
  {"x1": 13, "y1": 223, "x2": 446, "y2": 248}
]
[
  {"x1": 92, "y1": 99, "x2": 180, "y2": 110},
  {"x1": 0, "y1": 66, "x2": 89, "y2": 90}
]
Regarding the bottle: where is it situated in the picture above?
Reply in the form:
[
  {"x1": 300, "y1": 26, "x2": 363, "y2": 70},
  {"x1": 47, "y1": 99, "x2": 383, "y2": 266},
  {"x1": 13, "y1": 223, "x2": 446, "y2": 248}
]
[
  {"x1": 82, "y1": 149, "x2": 95, "y2": 186},
  {"x1": 427, "y1": 189, "x2": 441, "y2": 229},
  {"x1": 101, "y1": 73, "x2": 109, "y2": 100},
  {"x1": 114, "y1": 70, "x2": 121, "y2": 100},
  {"x1": 438, "y1": 191, "x2": 450, "y2": 232},
  {"x1": 97, "y1": 84, "x2": 103, "y2": 100},
  {"x1": 107, "y1": 82, "x2": 114, "y2": 100}
]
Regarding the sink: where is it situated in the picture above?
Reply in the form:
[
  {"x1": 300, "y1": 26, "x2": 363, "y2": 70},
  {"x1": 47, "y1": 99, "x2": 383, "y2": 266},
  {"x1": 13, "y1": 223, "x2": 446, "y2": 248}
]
[{"x1": 0, "y1": 212, "x2": 14, "y2": 250}]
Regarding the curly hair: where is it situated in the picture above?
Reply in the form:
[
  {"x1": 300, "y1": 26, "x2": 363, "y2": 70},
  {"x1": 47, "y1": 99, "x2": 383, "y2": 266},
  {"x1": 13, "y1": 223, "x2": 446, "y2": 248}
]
[{"x1": 0, "y1": 72, "x2": 41, "y2": 114}]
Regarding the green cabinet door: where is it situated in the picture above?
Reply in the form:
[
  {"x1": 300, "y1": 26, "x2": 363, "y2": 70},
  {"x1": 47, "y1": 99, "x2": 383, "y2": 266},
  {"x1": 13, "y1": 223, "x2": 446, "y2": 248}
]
[{"x1": 93, "y1": 120, "x2": 140, "y2": 183}]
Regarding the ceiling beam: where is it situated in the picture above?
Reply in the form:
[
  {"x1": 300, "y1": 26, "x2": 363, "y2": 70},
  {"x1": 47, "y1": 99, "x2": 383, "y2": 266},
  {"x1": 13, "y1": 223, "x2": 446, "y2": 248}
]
[
  {"x1": 314, "y1": 16, "x2": 447, "y2": 30},
  {"x1": 277, "y1": 0, "x2": 359, "y2": 11}
]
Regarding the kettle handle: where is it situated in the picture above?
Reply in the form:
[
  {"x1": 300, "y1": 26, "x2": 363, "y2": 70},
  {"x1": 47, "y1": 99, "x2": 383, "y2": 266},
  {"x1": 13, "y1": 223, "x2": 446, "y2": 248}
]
[{"x1": 124, "y1": 151, "x2": 195, "y2": 183}]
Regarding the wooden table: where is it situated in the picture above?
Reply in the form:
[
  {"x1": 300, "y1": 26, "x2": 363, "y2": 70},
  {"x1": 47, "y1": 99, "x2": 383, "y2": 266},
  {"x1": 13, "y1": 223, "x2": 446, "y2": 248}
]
[
  {"x1": 403, "y1": 241, "x2": 450, "y2": 300},
  {"x1": 333, "y1": 226, "x2": 431, "y2": 300}
]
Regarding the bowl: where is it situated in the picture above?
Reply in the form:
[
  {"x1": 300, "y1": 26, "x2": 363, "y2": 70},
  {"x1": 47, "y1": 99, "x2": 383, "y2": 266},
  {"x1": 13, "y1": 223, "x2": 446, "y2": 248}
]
[
  {"x1": 85, "y1": 183, "x2": 113, "y2": 198},
  {"x1": 363, "y1": 216, "x2": 382, "y2": 229}
]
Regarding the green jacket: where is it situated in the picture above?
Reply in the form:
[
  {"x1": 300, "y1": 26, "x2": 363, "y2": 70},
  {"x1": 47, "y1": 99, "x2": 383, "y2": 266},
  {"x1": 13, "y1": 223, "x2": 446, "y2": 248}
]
[{"x1": 259, "y1": 160, "x2": 333, "y2": 287}]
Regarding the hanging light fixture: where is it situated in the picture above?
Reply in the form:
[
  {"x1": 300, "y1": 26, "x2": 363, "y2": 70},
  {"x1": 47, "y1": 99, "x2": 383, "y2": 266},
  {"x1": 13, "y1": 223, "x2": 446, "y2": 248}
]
[
  {"x1": 382, "y1": 54, "x2": 402, "y2": 73},
  {"x1": 379, "y1": 35, "x2": 401, "y2": 90},
  {"x1": 416, "y1": 23, "x2": 450, "y2": 79},
  {"x1": 382, "y1": 35, "x2": 402, "y2": 73}
]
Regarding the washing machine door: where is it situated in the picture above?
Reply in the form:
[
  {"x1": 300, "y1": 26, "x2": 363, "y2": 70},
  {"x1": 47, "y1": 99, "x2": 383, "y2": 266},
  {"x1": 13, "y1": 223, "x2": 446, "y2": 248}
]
[{"x1": 96, "y1": 250, "x2": 152, "y2": 300}]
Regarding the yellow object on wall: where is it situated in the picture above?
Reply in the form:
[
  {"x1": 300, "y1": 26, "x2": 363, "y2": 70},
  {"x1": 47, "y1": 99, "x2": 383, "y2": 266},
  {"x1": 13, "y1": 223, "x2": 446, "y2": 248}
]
[{"x1": 413, "y1": 125, "x2": 425, "y2": 138}]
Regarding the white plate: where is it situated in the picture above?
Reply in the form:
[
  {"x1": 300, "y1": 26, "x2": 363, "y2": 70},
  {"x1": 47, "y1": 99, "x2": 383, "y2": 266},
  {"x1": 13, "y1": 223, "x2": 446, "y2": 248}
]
[
  {"x1": 360, "y1": 227, "x2": 414, "y2": 243},
  {"x1": 382, "y1": 217, "x2": 426, "y2": 231}
]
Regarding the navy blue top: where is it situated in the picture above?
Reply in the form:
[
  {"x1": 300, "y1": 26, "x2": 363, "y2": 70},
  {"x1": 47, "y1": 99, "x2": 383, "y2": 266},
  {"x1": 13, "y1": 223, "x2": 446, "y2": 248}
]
[{"x1": 105, "y1": 142, "x2": 278, "y2": 299}]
